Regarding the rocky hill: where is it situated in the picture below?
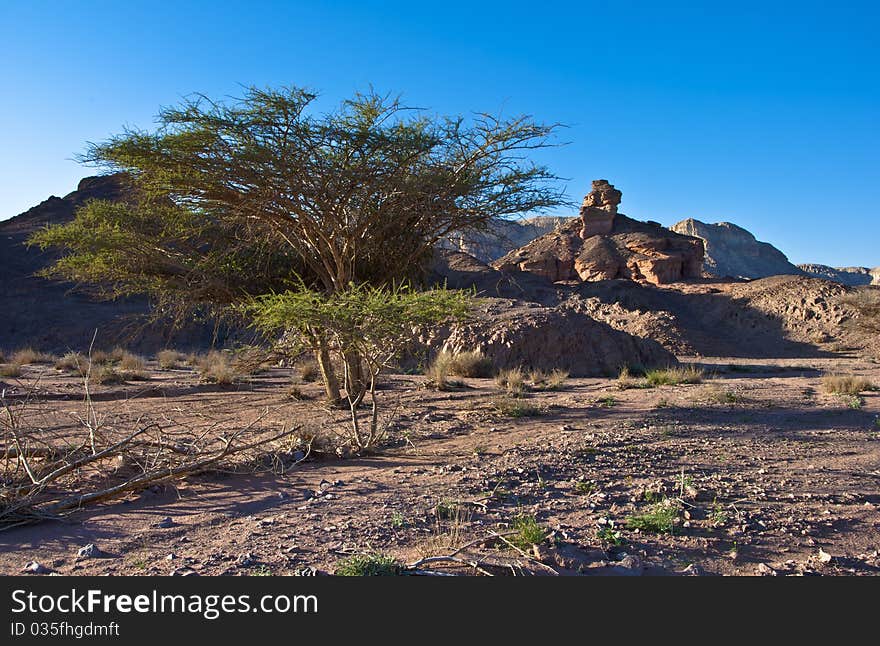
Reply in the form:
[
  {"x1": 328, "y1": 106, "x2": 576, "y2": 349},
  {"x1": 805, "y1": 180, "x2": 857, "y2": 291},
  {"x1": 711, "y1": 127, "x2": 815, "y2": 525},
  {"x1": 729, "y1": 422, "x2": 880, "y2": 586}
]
[
  {"x1": 494, "y1": 180, "x2": 705, "y2": 285},
  {"x1": 670, "y1": 218, "x2": 802, "y2": 280},
  {"x1": 441, "y1": 215, "x2": 575, "y2": 263},
  {"x1": 798, "y1": 264, "x2": 880, "y2": 286},
  {"x1": 0, "y1": 175, "x2": 231, "y2": 353}
]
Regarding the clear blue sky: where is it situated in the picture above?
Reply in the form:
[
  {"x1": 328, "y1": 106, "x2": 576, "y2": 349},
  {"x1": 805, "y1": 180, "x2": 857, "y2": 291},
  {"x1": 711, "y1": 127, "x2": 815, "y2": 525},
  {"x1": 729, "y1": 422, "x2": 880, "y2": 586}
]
[{"x1": 1, "y1": 0, "x2": 877, "y2": 266}]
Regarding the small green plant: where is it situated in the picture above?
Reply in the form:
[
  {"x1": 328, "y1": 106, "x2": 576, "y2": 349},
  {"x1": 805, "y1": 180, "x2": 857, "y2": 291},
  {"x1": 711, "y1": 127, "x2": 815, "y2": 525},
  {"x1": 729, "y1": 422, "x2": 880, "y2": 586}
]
[
  {"x1": 597, "y1": 395, "x2": 617, "y2": 408},
  {"x1": 626, "y1": 500, "x2": 679, "y2": 534},
  {"x1": 645, "y1": 366, "x2": 704, "y2": 386},
  {"x1": 251, "y1": 565, "x2": 272, "y2": 576},
  {"x1": 391, "y1": 511, "x2": 406, "y2": 529},
  {"x1": 434, "y1": 500, "x2": 461, "y2": 520},
  {"x1": 675, "y1": 469, "x2": 696, "y2": 498},
  {"x1": 335, "y1": 553, "x2": 401, "y2": 576},
  {"x1": 573, "y1": 481, "x2": 595, "y2": 495},
  {"x1": 597, "y1": 525, "x2": 624, "y2": 546},
  {"x1": 708, "y1": 498, "x2": 728, "y2": 527},
  {"x1": 509, "y1": 514, "x2": 547, "y2": 551},
  {"x1": 844, "y1": 395, "x2": 864, "y2": 410}
]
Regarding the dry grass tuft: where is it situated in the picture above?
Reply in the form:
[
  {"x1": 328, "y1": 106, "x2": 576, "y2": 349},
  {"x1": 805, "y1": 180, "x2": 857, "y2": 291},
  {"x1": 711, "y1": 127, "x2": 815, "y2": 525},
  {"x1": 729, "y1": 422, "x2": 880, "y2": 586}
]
[
  {"x1": 197, "y1": 351, "x2": 239, "y2": 385},
  {"x1": 157, "y1": 349, "x2": 185, "y2": 369},
  {"x1": 0, "y1": 362, "x2": 22, "y2": 378},
  {"x1": 821, "y1": 374, "x2": 875, "y2": 396},
  {"x1": 495, "y1": 367, "x2": 527, "y2": 396},
  {"x1": 54, "y1": 352, "x2": 88, "y2": 374},
  {"x1": 118, "y1": 352, "x2": 146, "y2": 372},
  {"x1": 644, "y1": 366, "x2": 704, "y2": 386},
  {"x1": 11, "y1": 348, "x2": 54, "y2": 365},
  {"x1": 528, "y1": 368, "x2": 568, "y2": 391}
]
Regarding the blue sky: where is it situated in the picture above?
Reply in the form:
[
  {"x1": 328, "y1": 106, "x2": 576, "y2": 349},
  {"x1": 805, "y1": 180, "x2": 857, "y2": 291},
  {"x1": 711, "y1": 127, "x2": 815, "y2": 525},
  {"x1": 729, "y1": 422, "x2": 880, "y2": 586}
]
[{"x1": 1, "y1": 0, "x2": 877, "y2": 266}]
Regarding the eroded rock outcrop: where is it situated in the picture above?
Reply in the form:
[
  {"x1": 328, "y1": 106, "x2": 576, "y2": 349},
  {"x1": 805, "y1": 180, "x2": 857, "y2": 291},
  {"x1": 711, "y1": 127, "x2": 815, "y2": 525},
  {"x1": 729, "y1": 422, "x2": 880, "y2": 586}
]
[
  {"x1": 441, "y1": 216, "x2": 575, "y2": 263},
  {"x1": 493, "y1": 181, "x2": 704, "y2": 285},
  {"x1": 425, "y1": 299, "x2": 676, "y2": 377},
  {"x1": 798, "y1": 264, "x2": 880, "y2": 287},
  {"x1": 671, "y1": 218, "x2": 802, "y2": 280}
]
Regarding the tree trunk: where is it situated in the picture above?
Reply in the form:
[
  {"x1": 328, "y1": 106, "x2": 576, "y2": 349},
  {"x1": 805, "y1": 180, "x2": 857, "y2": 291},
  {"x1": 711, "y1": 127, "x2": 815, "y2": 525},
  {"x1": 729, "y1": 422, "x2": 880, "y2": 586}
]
[
  {"x1": 342, "y1": 350, "x2": 366, "y2": 402},
  {"x1": 314, "y1": 342, "x2": 341, "y2": 404}
]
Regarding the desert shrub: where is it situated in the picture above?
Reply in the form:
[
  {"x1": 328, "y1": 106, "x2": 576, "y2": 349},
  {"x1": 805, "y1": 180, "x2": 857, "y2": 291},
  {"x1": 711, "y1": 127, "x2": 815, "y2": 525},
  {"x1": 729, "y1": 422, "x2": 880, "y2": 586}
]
[
  {"x1": 0, "y1": 350, "x2": 5, "y2": 363},
  {"x1": 11, "y1": 348, "x2": 54, "y2": 365},
  {"x1": 698, "y1": 384, "x2": 742, "y2": 404},
  {"x1": 54, "y1": 352, "x2": 88, "y2": 373},
  {"x1": 495, "y1": 368, "x2": 527, "y2": 396},
  {"x1": 616, "y1": 366, "x2": 641, "y2": 390},
  {"x1": 423, "y1": 352, "x2": 466, "y2": 391},
  {"x1": 0, "y1": 363, "x2": 22, "y2": 378},
  {"x1": 335, "y1": 553, "x2": 401, "y2": 576},
  {"x1": 89, "y1": 365, "x2": 126, "y2": 385},
  {"x1": 197, "y1": 351, "x2": 239, "y2": 385},
  {"x1": 821, "y1": 374, "x2": 875, "y2": 395},
  {"x1": 644, "y1": 366, "x2": 704, "y2": 386},
  {"x1": 446, "y1": 350, "x2": 493, "y2": 378},
  {"x1": 529, "y1": 368, "x2": 568, "y2": 391},
  {"x1": 119, "y1": 352, "x2": 146, "y2": 371},
  {"x1": 157, "y1": 349, "x2": 184, "y2": 369},
  {"x1": 90, "y1": 350, "x2": 111, "y2": 364},
  {"x1": 491, "y1": 395, "x2": 544, "y2": 418}
]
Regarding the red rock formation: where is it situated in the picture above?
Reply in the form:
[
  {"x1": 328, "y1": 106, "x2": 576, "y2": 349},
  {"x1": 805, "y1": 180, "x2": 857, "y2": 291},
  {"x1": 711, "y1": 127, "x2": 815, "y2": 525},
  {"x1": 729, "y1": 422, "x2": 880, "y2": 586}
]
[{"x1": 493, "y1": 180, "x2": 705, "y2": 285}]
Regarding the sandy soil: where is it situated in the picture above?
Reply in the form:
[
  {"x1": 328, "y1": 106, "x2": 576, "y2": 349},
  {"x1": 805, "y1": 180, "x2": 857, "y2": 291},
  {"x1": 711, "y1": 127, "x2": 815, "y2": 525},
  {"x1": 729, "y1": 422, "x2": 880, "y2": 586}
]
[{"x1": 2, "y1": 353, "x2": 878, "y2": 576}]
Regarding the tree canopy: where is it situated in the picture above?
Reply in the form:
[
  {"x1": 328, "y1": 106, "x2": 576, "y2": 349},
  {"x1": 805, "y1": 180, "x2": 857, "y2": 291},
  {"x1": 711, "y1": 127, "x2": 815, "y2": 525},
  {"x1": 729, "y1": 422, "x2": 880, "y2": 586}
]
[{"x1": 32, "y1": 86, "x2": 566, "y2": 305}]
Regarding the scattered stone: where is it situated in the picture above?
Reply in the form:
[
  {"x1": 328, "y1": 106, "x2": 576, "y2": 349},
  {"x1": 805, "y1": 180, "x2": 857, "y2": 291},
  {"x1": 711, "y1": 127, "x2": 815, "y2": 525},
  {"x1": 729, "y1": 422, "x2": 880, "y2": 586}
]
[
  {"x1": 23, "y1": 561, "x2": 50, "y2": 574},
  {"x1": 76, "y1": 544, "x2": 104, "y2": 559},
  {"x1": 237, "y1": 553, "x2": 257, "y2": 567},
  {"x1": 818, "y1": 548, "x2": 833, "y2": 564},
  {"x1": 171, "y1": 567, "x2": 199, "y2": 576},
  {"x1": 155, "y1": 516, "x2": 175, "y2": 529},
  {"x1": 756, "y1": 563, "x2": 777, "y2": 576},
  {"x1": 680, "y1": 563, "x2": 704, "y2": 576}
]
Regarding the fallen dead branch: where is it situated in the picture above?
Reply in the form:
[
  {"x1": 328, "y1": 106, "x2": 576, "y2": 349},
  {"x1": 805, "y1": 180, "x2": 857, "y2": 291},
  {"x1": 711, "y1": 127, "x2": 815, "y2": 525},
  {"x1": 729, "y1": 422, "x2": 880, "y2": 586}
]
[
  {"x1": 405, "y1": 530, "x2": 560, "y2": 576},
  {"x1": 1, "y1": 381, "x2": 304, "y2": 530}
]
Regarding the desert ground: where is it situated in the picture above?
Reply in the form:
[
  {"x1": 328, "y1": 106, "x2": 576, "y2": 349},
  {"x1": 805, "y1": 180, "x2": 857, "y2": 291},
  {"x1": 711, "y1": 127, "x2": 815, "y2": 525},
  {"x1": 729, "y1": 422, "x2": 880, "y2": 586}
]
[{"x1": 1, "y1": 344, "x2": 878, "y2": 577}]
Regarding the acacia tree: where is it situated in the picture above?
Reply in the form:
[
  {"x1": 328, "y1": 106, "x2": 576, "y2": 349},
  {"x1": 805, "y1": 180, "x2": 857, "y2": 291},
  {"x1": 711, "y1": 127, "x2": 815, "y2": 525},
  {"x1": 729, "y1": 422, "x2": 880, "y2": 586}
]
[{"x1": 32, "y1": 86, "x2": 565, "y2": 401}]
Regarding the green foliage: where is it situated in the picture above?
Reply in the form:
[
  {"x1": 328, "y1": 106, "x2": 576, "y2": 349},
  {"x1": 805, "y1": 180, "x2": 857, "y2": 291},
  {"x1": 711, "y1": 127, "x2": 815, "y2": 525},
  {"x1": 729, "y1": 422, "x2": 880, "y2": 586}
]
[
  {"x1": 597, "y1": 526, "x2": 624, "y2": 546},
  {"x1": 509, "y1": 515, "x2": 547, "y2": 551},
  {"x1": 32, "y1": 86, "x2": 564, "y2": 304},
  {"x1": 644, "y1": 366, "x2": 704, "y2": 386},
  {"x1": 335, "y1": 553, "x2": 402, "y2": 576},
  {"x1": 625, "y1": 501, "x2": 679, "y2": 534},
  {"x1": 490, "y1": 396, "x2": 544, "y2": 418}
]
